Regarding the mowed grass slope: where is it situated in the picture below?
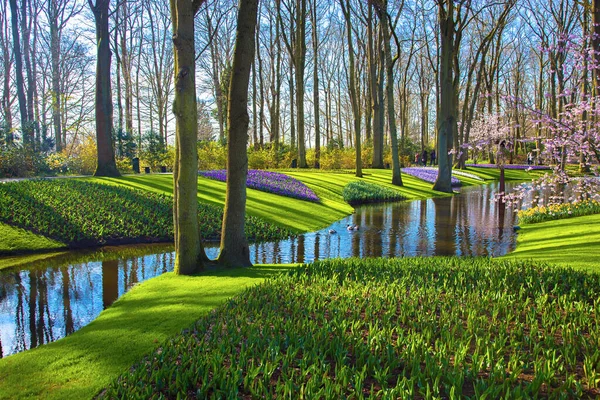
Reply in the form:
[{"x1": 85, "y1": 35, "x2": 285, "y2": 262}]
[{"x1": 501, "y1": 213, "x2": 600, "y2": 272}]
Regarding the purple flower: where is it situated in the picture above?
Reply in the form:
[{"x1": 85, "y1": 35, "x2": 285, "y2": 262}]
[
  {"x1": 199, "y1": 170, "x2": 320, "y2": 202},
  {"x1": 402, "y1": 167, "x2": 461, "y2": 187}
]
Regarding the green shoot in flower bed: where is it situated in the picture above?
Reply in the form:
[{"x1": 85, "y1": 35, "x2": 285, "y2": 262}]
[
  {"x1": 342, "y1": 180, "x2": 406, "y2": 206},
  {"x1": 518, "y1": 199, "x2": 600, "y2": 224},
  {"x1": 0, "y1": 179, "x2": 293, "y2": 251},
  {"x1": 101, "y1": 257, "x2": 600, "y2": 399}
]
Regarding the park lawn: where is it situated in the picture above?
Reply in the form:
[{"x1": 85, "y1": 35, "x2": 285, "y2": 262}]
[
  {"x1": 0, "y1": 222, "x2": 65, "y2": 256},
  {"x1": 500, "y1": 213, "x2": 600, "y2": 273},
  {"x1": 463, "y1": 166, "x2": 548, "y2": 181},
  {"x1": 94, "y1": 169, "x2": 451, "y2": 232},
  {"x1": 0, "y1": 263, "x2": 299, "y2": 400}
]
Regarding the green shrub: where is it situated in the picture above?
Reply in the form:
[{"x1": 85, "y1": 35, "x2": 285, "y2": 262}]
[
  {"x1": 101, "y1": 257, "x2": 600, "y2": 399},
  {"x1": 342, "y1": 180, "x2": 405, "y2": 205},
  {"x1": 198, "y1": 141, "x2": 227, "y2": 170},
  {"x1": 0, "y1": 179, "x2": 293, "y2": 250}
]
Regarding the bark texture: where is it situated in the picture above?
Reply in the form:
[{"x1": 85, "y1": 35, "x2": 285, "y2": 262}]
[
  {"x1": 217, "y1": 0, "x2": 258, "y2": 268},
  {"x1": 171, "y1": 0, "x2": 208, "y2": 274},
  {"x1": 89, "y1": 0, "x2": 120, "y2": 177}
]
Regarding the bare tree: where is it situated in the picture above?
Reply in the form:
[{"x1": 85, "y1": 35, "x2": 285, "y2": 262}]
[
  {"x1": 374, "y1": 0, "x2": 403, "y2": 186},
  {"x1": 88, "y1": 0, "x2": 119, "y2": 176},
  {"x1": 339, "y1": 0, "x2": 362, "y2": 176}
]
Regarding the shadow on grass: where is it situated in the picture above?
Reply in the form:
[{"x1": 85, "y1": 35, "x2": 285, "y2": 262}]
[{"x1": 0, "y1": 263, "x2": 299, "y2": 400}]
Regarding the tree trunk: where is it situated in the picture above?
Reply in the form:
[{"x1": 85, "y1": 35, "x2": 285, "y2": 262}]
[
  {"x1": 170, "y1": 0, "x2": 207, "y2": 274},
  {"x1": 339, "y1": 0, "x2": 361, "y2": 177},
  {"x1": 49, "y1": 6, "x2": 62, "y2": 151},
  {"x1": 89, "y1": 0, "x2": 120, "y2": 177},
  {"x1": 9, "y1": 0, "x2": 29, "y2": 143},
  {"x1": 295, "y1": 0, "x2": 307, "y2": 168},
  {"x1": 21, "y1": 0, "x2": 35, "y2": 145},
  {"x1": 310, "y1": 0, "x2": 320, "y2": 168},
  {"x1": 432, "y1": 1, "x2": 454, "y2": 193},
  {"x1": 218, "y1": 0, "x2": 258, "y2": 268},
  {"x1": 120, "y1": 0, "x2": 133, "y2": 136},
  {"x1": 376, "y1": 1, "x2": 401, "y2": 185}
]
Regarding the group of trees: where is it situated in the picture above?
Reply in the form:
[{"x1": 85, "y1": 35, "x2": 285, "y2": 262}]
[
  {"x1": 3, "y1": 0, "x2": 599, "y2": 177},
  {"x1": 3, "y1": 0, "x2": 600, "y2": 271}
]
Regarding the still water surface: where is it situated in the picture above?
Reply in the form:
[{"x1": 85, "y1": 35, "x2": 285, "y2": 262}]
[{"x1": 0, "y1": 182, "x2": 517, "y2": 357}]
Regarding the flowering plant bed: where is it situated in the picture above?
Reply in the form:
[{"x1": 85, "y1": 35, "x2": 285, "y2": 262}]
[
  {"x1": 199, "y1": 170, "x2": 320, "y2": 202},
  {"x1": 402, "y1": 167, "x2": 461, "y2": 187},
  {"x1": 518, "y1": 199, "x2": 600, "y2": 224},
  {"x1": 342, "y1": 180, "x2": 405, "y2": 206},
  {"x1": 0, "y1": 179, "x2": 294, "y2": 249},
  {"x1": 466, "y1": 164, "x2": 550, "y2": 170}
]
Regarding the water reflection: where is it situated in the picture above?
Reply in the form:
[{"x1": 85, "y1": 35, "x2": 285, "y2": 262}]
[
  {"x1": 0, "y1": 182, "x2": 518, "y2": 357},
  {"x1": 0, "y1": 246, "x2": 175, "y2": 357}
]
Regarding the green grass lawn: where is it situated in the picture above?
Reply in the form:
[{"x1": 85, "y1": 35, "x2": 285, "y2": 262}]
[
  {"x1": 100, "y1": 258, "x2": 600, "y2": 398},
  {"x1": 1, "y1": 168, "x2": 597, "y2": 398},
  {"x1": 0, "y1": 264, "x2": 299, "y2": 400},
  {"x1": 500, "y1": 213, "x2": 600, "y2": 272},
  {"x1": 0, "y1": 222, "x2": 65, "y2": 255}
]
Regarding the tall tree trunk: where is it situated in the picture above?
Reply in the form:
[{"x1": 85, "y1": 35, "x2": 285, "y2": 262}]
[
  {"x1": 170, "y1": 0, "x2": 208, "y2": 274},
  {"x1": 0, "y1": 0, "x2": 12, "y2": 131},
  {"x1": 339, "y1": 0, "x2": 361, "y2": 177},
  {"x1": 9, "y1": 0, "x2": 29, "y2": 143},
  {"x1": 295, "y1": 0, "x2": 307, "y2": 168},
  {"x1": 21, "y1": 0, "x2": 35, "y2": 144},
  {"x1": 218, "y1": 0, "x2": 258, "y2": 268},
  {"x1": 120, "y1": 0, "x2": 133, "y2": 135},
  {"x1": 432, "y1": 1, "x2": 454, "y2": 193},
  {"x1": 369, "y1": 8, "x2": 384, "y2": 168},
  {"x1": 310, "y1": 0, "x2": 320, "y2": 168},
  {"x1": 376, "y1": 1, "x2": 401, "y2": 185},
  {"x1": 89, "y1": 0, "x2": 120, "y2": 177},
  {"x1": 49, "y1": 1, "x2": 62, "y2": 151}
]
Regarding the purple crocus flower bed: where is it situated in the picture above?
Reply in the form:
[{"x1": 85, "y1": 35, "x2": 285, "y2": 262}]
[
  {"x1": 199, "y1": 169, "x2": 320, "y2": 202},
  {"x1": 466, "y1": 164, "x2": 550, "y2": 170},
  {"x1": 402, "y1": 167, "x2": 462, "y2": 187}
]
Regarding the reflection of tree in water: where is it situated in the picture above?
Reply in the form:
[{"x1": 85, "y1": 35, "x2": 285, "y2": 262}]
[
  {"x1": 61, "y1": 266, "x2": 74, "y2": 336},
  {"x1": 296, "y1": 235, "x2": 305, "y2": 264},
  {"x1": 432, "y1": 196, "x2": 457, "y2": 256},
  {"x1": 102, "y1": 260, "x2": 119, "y2": 309}
]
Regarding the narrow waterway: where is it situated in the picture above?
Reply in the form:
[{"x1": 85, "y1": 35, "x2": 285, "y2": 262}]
[{"x1": 0, "y1": 182, "x2": 517, "y2": 358}]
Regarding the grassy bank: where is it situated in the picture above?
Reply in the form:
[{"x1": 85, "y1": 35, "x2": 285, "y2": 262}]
[
  {"x1": 501, "y1": 213, "x2": 600, "y2": 272},
  {"x1": 0, "y1": 264, "x2": 298, "y2": 400},
  {"x1": 101, "y1": 258, "x2": 600, "y2": 398},
  {"x1": 0, "y1": 167, "x2": 573, "y2": 399},
  {"x1": 0, "y1": 167, "x2": 545, "y2": 261}
]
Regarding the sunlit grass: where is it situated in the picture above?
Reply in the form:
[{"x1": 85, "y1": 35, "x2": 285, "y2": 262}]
[
  {"x1": 501, "y1": 213, "x2": 600, "y2": 273},
  {"x1": 0, "y1": 263, "x2": 299, "y2": 400},
  {"x1": 0, "y1": 179, "x2": 292, "y2": 254},
  {"x1": 0, "y1": 222, "x2": 65, "y2": 257},
  {"x1": 101, "y1": 258, "x2": 600, "y2": 398}
]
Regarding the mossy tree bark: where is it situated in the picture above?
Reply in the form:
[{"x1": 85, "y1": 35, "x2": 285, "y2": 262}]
[
  {"x1": 217, "y1": 0, "x2": 258, "y2": 268},
  {"x1": 89, "y1": 0, "x2": 120, "y2": 177},
  {"x1": 170, "y1": 0, "x2": 208, "y2": 275}
]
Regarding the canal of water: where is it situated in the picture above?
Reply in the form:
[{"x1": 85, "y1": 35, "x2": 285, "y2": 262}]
[{"x1": 0, "y1": 181, "x2": 519, "y2": 358}]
